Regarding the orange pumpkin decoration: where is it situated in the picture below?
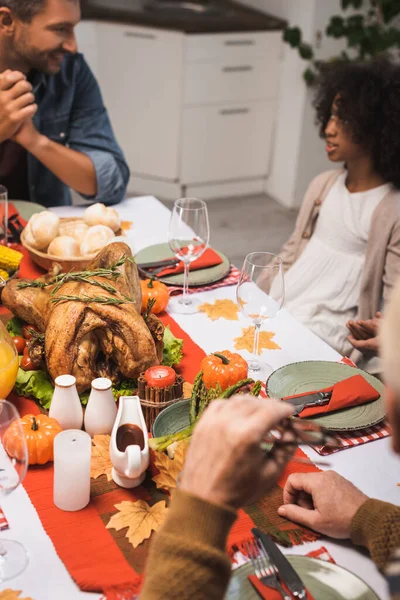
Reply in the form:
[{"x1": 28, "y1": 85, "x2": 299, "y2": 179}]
[
  {"x1": 140, "y1": 279, "x2": 169, "y2": 315},
  {"x1": 4, "y1": 414, "x2": 63, "y2": 465},
  {"x1": 201, "y1": 350, "x2": 248, "y2": 392}
]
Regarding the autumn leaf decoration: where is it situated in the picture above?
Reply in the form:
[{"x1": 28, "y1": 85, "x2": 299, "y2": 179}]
[
  {"x1": 91, "y1": 435, "x2": 113, "y2": 482},
  {"x1": 106, "y1": 499, "x2": 168, "y2": 549},
  {"x1": 234, "y1": 326, "x2": 280, "y2": 354},
  {"x1": 199, "y1": 299, "x2": 239, "y2": 321},
  {"x1": 0, "y1": 591, "x2": 34, "y2": 600},
  {"x1": 152, "y1": 441, "x2": 188, "y2": 493}
]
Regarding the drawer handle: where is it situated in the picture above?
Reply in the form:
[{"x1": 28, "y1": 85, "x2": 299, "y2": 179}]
[
  {"x1": 222, "y1": 65, "x2": 253, "y2": 73},
  {"x1": 220, "y1": 108, "x2": 250, "y2": 116},
  {"x1": 124, "y1": 31, "x2": 157, "y2": 40},
  {"x1": 224, "y1": 40, "x2": 255, "y2": 46}
]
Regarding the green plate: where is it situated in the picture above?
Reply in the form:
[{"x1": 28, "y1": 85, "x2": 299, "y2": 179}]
[
  {"x1": 225, "y1": 556, "x2": 379, "y2": 600},
  {"x1": 12, "y1": 200, "x2": 46, "y2": 221},
  {"x1": 135, "y1": 243, "x2": 231, "y2": 287},
  {"x1": 152, "y1": 398, "x2": 191, "y2": 438},
  {"x1": 267, "y1": 361, "x2": 385, "y2": 431}
]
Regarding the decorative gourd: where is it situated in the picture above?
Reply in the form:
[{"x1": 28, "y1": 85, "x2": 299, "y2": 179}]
[
  {"x1": 4, "y1": 414, "x2": 63, "y2": 465},
  {"x1": 201, "y1": 351, "x2": 248, "y2": 392},
  {"x1": 140, "y1": 279, "x2": 169, "y2": 315}
]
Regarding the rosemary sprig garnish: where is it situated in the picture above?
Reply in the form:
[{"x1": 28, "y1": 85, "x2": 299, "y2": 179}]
[
  {"x1": 143, "y1": 298, "x2": 156, "y2": 322},
  {"x1": 17, "y1": 256, "x2": 134, "y2": 291},
  {"x1": 51, "y1": 294, "x2": 134, "y2": 306}
]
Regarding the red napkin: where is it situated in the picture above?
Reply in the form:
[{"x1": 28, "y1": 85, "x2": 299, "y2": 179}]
[
  {"x1": 248, "y1": 574, "x2": 315, "y2": 599},
  {"x1": 156, "y1": 247, "x2": 223, "y2": 277},
  {"x1": 284, "y1": 374, "x2": 380, "y2": 418}
]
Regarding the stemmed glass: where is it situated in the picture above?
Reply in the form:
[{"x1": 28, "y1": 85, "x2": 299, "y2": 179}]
[
  {"x1": 168, "y1": 198, "x2": 210, "y2": 314},
  {"x1": 0, "y1": 400, "x2": 29, "y2": 581},
  {"x1": 0, "y1": 321, "x2": 19, "y2": 399},
  {"x1": 237, "y1": 252, "x2": 284, "y2": 378}
]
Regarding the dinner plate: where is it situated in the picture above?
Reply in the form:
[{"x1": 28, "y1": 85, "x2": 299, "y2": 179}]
[
  {"x1": 267, "y1": 361, "x2": 385, "y2": 431},
  {"x1": 11, "y1": 200, "x2": 46, "y2": 221},
  {"x1": 135, "y1": 243, "x2": 231, "y2": 287},
  {"x1": 225, "y1": 556, "x2": 379, "y2": 600}
]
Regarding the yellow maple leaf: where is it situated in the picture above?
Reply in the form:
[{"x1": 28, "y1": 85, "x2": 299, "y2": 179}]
[
  {"x1": 152, "y1": 441, "x2": 188, "y2": 492},
  {"x1": 234, "y1": 326, "x2": 281, "y2": 354},
  {"x1": 106, "y1": 499, "x2": 168, "y2": 548},
  {"x1": 199, "y1": 299, "x2": 239, "y2": 321},
  {"x1": 0, "y1": 591, "x2": 33, "y2": 600},
  {"x1": 91, "y1": 435, "x2": 112, "y2": 482},
  {"x1": 120, "y1": 220, "x2": 133, "y2": 232}
]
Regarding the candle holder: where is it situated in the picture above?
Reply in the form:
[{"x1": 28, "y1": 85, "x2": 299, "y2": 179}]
[{"x1": 138, "y1": 372, "x2": 184, "y2": 431}]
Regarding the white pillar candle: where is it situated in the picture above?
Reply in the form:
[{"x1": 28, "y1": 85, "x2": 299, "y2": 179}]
[
  {"x1": 53, "y1": 430, "x2": 91, "y2": 512},
  {"x1": 49, "y1": 375, "x2": 83, "y2": 430}
]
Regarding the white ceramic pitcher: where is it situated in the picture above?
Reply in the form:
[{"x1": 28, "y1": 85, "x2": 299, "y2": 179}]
[{"x1": 109, "y1": 396, "x2": 149, "y2": 489}]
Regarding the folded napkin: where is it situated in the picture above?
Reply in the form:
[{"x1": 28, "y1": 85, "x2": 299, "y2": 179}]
[
  {"x1": 0, "y1": 507, "x2": 9, "y2": 531},
  {"x1": 284, "y1": 374, "x2": 380, "y2": 418},
  {"x1": 248, "y1": 574, "x2": 315, "y2": 599},
  {"x1": 156, "y1": 248, "x2": 223, "y2": 277}
]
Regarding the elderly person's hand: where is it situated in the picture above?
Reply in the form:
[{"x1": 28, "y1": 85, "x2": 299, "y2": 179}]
[
  {"x1": 180, "y1": 394, "x2": 294, "y2": 510},
  {"x1": 346, "y1": 312, "x2": 381, "y2": 354},
  {"x1": 278, "y1": 470, "x2": 368, "y2": 538}
]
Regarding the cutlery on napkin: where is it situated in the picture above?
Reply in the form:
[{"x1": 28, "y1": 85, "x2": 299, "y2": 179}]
[
  {"x1": 154, "y1": 247, "x2": 223, "y2": 278},
  {"x1": 283, "y1": 374, "x2": 380, "y2": 418},
  {"x1": 250, "y1": 528, "x2": 312, "y2": 600}
]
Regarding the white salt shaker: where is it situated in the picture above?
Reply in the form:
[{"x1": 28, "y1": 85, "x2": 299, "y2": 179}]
[
  {"x1": 84, "y1": 377, "x2": 117, "y2": 437},
  {"x1": 49, "y1": 374, "x2": 83, "y2": 430},
  {"x1": 53, "y1": 430, "x2": 91, "y2": 511}
]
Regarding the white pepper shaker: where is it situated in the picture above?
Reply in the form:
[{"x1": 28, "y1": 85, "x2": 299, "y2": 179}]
[
  {"x1": 49, "y1": 374, "x2": 83, "y2": 430},
  {"x1": 84, "y1": 378, "x2": 117, "y2": 437}
]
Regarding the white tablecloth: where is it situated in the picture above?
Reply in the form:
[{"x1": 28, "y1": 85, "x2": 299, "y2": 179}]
[{"x1": 1, "y1": 196, "x2": 398, "y2": 599}]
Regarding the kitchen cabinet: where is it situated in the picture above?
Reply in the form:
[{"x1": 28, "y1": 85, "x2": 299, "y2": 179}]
[{"x1": 76, "y1": 22, "x2": 282, "y2": 197}]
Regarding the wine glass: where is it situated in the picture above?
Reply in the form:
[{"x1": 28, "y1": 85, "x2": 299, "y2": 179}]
[
  {"x1": 236, "y1": 252, "x2": 284, "y2": 378},
  {"x1": 0, "y1": 321, "x2": 18, "y2": 399},
  {"x1": 0, "y1": 400, "x2": 29, "y2": 581},
  {"x1": 168, "y1": 198, "x2": 210, "y2": 314}
]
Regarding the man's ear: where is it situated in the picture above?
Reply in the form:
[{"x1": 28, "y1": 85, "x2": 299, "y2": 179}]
[
  {"x1": 0, "y1": 8, "x2": 16, "y2": 35},
  {"x1": 386, "y1": 385, "x2": 400, "y2": 454}
]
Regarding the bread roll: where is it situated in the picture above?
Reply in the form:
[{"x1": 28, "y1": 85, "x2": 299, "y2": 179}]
[
  {"x1": 29, "y1": 211, "x2": 60, "y2": 250},
  {"x1": 84, "y1": 203, "x2": 121, "y2": 232},
  {"x1": 23, "y1": 222, "x2": 42, "y2": 250},
  {"x1": 58, "y1": 220, "x2": 89, "y2": 243},
  {"x1": 80, "y1": 225, "x2": 115, "y2": 256},
  {"x1": 48, "y1": 236, "x2": 81, "y2": 258}
]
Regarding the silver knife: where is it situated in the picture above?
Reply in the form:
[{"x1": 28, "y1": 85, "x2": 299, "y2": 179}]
[
  {"x1": 285, "y1": 391, "x2": 331, "y2": 415},
  {"x1": 252, "y1": 528, "x2": 307, "y2": 599}
]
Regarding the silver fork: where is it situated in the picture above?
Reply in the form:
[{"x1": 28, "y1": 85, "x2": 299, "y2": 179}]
[{"x1": 246, "y1": 538, "x2": 291, "y2": 600}]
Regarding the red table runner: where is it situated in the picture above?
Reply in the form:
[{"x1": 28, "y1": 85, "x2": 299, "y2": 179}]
[{"x1": 3, "y1": 245, "x2": 321, "y2": 598}]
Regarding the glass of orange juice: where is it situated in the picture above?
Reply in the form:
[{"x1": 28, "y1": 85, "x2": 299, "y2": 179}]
[{"x1": 0, "y1": 320, "x2": 18, "y2": 398}]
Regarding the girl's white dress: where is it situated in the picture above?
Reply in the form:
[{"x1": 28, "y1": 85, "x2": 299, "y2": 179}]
[{"x1": 284, "y1": 173, "x2": 391, "y2": 358}]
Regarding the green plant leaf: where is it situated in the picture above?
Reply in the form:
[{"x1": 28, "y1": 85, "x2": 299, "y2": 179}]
[
  {"x1": 299, "y1": 42, "x2": 314, "y2": 60},
  {"x1": 341, "y1": 0, "x2": 364, "y2": 9},
  {"x1": 283, "y1": 26, "x2": 302, "y2": 48},
  {"x1": 303, "y1": 67, "x2": 317, "y2": 86},
  {"x1": 326, "y1": 16, "x2": 346, "y2": 38}
]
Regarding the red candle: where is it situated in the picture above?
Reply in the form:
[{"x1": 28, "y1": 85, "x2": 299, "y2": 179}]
[{"x1": 145, "y1": 366, "x2": 176, "y2": 388}]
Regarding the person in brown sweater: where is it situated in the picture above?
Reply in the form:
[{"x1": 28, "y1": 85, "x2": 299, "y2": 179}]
[{"x1": 141, "y1": 280, "x2": 400, "y2": 599}]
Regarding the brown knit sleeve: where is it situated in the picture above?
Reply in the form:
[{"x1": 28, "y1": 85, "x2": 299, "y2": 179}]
[
  {"x1": 140, "y1": 489, "x2": 237, "y2": 600},
  {"x1": 350, "y1": 498, "x2": 400, "y2": 570}
]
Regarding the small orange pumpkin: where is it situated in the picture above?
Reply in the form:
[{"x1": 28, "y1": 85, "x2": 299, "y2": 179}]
[
  {"x1": 4, "y1": 414, "x2": 63, "y2": 465},
  {"x1": 201, "y1": 350, "x2": 248, "y2": 392},
  {"x1": 140, "y1": 279, "x2": 169, "y2": 315}
]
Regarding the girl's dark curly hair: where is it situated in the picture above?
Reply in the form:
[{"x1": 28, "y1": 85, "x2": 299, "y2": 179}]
[{"x1": 313, "y1": 57, "x2": 400, "y2": 189}]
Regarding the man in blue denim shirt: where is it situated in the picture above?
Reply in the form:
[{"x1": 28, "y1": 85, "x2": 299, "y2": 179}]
[{"x1": 0, "y1": 0, "x2": 129, "y2": 206}]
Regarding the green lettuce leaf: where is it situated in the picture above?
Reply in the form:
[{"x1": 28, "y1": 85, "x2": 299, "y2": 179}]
[
  {"x1": 15, "y1": 368, "x2": 54, "y2": 410},
  {"x1": 162, "y1": 325, "x2": 183, "y2": 367},
  {"x1": 6, "y1": 317, "x2": 24, "y2": 337}
]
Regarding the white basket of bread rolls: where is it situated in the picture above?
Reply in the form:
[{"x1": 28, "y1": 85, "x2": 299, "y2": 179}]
[{"x1": 20, "y1": 203, "x2": 124, "y2": 272}]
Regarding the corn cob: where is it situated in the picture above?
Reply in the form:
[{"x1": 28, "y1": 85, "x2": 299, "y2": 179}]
[
  {"x1": 0, "y1": 269, "x2": 9, "y2": 280},
  {"x1": 0, "y1": 246, "x2": 23, "y2": 272}
]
